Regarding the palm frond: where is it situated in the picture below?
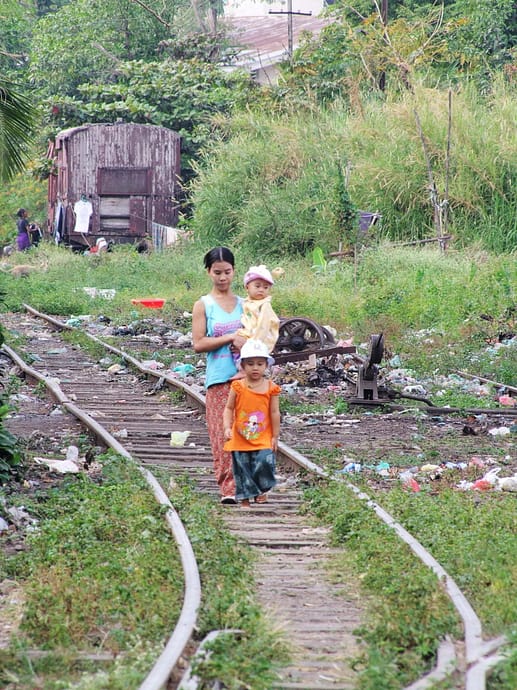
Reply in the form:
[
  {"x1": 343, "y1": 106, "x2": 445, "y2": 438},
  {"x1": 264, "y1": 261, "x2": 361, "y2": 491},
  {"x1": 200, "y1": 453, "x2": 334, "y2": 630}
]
[{"x1": 0, "y1": 78, "x2": 35, "y2": 181}]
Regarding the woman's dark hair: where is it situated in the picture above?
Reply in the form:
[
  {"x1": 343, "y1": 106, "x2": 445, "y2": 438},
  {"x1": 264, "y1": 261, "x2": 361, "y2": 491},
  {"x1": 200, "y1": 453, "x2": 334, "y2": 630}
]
[
  {"x1": 203, "y1": 246, "x2": 235, "y2": 269},
  {"x1": 16, "y1": 208, "x2": 26, "y2": 218}
]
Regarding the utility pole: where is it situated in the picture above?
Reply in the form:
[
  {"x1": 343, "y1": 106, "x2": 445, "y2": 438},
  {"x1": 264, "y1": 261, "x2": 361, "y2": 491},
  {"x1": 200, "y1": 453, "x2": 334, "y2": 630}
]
[
  {"x1": 379, "y1": 0, "x2": 388, "y2": 91},
  {"x1": 269, "y1": 0, "x2": 312, "y2": 60}
]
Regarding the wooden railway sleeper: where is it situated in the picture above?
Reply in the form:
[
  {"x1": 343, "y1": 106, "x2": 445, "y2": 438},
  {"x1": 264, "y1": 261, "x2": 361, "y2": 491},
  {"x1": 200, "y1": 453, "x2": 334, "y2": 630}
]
[{"x1": 3, "y1": 307, "x2": 513, "y2": 690}]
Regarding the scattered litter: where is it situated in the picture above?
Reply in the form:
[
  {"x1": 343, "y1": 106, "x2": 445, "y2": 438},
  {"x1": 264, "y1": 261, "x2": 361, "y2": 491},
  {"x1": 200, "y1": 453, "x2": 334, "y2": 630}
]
[
  {"x1": 404, "y1": 477, "x2": 421, "y2": 492},
  {"x1": 469, "y1": 456, "x2": 485, "y2": 468},
  {"x1": 172, "y1": 363, "x2": 196, "y2": 376},
  {"x1": 498, "y1": 395, "x2": 516, "y2": 407},
  {"x1": 7, "y1": 506, "x2": 37, "y2": 527},
  {"x1": 500, "y1": 476, "x2": 517, "y2": 492},
  {"x1": 83, "y1": 287, "x2": 116, "y2": 299},
  {"x1": 131, "y1": 298, "x2": 165, "y2": 309},
  {"x1": 107, "y1": 363, "x2": 126, "y2": 374},
  {"x1": 375, "y1": 461, "x2": 390, "y2": 476},
  {"x1": 170, "y1": 431, "x2": 191, "y2": 447},
  {"x1": 0, "y1": 517, "x2": 9, "y2": 532},
  {"x1": 403, "y1": 384, "x2": 427, "y2": 396},
  {"x1": 9, "y1": 393, "x2": 34, "y2": 403},
  {"x1": 472, "y1": 479, "x2": 492, "y2": 491},
  {"x1": 65, "y1": 446, "x2": 79, "y2": 463},
  {"x1": 339, "y1": 462, "x2": 362, "y2": 474},
  {"x1": 420, "y1": 464, "x2": 440, "y2": 473},
  {"x1": 142, "y1": 360, "x2": 164, "y2": 370},
  {"x1": 35, "y1": 456, "x2": 80, "y2": 473},
  {"x1": 488, "y1": 426, "x2": 511, "y2": 436}
]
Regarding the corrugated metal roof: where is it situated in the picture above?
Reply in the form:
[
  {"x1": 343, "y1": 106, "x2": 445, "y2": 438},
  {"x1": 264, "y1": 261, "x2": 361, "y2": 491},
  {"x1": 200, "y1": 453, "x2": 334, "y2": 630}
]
[{"x1": 225, "y1": 13, "x2": 331, "y2": 65}]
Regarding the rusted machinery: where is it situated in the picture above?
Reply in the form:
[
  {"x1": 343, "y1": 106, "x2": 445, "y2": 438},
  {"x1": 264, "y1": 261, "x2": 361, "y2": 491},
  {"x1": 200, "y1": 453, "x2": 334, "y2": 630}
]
[
  {"x1": 273, "y1": 317, "x2": 356, "y2": 364},
  {"x1": 270, "y1": 320, "x2": 387, "y2": 404},
  {"x1": 354, "y1": 333, "x2": 384, "y2": 401}
]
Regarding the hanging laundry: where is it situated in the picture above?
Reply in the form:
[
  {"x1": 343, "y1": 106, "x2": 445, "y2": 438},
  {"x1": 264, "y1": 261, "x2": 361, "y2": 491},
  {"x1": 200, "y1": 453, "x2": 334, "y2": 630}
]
[{"x1": 73, "y1": 196, "x2": 93, "y2": 234}]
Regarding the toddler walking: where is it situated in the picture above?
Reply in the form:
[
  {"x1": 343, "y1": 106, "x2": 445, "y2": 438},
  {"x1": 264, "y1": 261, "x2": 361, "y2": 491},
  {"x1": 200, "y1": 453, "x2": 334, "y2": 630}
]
[{"x1": 223, "y1": 339, "x2": 281, "y2": 507}]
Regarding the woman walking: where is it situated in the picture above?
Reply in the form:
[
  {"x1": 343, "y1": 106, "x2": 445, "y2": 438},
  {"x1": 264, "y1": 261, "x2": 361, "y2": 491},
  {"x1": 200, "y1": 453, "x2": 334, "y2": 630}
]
[{"x1": 192, "y1": 247, "x2": 245, "y2": 504}]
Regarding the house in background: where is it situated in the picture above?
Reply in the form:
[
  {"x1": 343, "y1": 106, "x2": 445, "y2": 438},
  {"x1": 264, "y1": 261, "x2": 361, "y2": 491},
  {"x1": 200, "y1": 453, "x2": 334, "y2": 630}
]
[{"x1": 224, "y1": 0, "x2": 332, "y2": 83}]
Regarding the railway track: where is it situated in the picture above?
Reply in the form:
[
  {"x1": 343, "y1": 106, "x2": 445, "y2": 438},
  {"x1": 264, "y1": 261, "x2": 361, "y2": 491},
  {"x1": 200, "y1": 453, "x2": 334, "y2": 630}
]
[{"x1": 1, "y1": 306, "x2": 515, "y2": 690}]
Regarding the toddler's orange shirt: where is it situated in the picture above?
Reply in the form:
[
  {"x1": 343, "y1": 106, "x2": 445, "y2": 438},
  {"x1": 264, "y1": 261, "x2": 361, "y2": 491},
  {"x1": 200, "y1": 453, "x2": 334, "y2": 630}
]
[{"x1": 224, "y1": 379, "x2": 281, "y2": 452}]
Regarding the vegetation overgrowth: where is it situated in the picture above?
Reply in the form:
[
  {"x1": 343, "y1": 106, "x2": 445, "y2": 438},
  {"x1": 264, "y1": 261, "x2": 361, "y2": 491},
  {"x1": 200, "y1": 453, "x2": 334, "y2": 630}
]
[
  {"x1": 0, "y1": 240, "x2": 516, "y2": 688},
  {"x1": 189, "y1": 81, "x2": 517, "y2": 255},
  {"x1": 0, "y1": 455, "x2": 288, "y2": 689},
  {"x1": 1, "y1": 0, "x2": 516, "y2": 686},
  {"x1": 304, "y1": 480, "x2": 517, "y2": 690},
  {"x1": 1, "y1": 1, "x2": 516, "y2": 251},
  {"x1": 0, "y1": 240, "x2": 514, "y2": 385}
]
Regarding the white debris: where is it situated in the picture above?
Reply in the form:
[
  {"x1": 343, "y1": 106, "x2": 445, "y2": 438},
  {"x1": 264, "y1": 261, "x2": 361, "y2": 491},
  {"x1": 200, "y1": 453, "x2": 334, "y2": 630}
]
[
  {"x1": 170, "y1": 431, "x2": 191, "y2": 447},
  {"x1": 34, "y1": 457, "x2": 80, "y2": 473}
]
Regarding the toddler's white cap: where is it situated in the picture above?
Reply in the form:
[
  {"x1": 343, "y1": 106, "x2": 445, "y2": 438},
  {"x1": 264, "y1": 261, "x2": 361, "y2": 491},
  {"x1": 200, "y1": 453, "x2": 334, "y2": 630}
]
[
  {"x1": 243, "y1": 265, "x2": 274, "y2": 286},
  {"x1": 238, "y1": 339, "x2": 275, "y2": 366}
]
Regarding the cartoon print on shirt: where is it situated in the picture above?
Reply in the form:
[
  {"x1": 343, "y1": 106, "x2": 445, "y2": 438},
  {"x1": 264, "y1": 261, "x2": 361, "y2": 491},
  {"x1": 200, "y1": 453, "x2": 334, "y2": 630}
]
[{"x1": 237, "y1": 409, "x2": 266, "y2": 441}]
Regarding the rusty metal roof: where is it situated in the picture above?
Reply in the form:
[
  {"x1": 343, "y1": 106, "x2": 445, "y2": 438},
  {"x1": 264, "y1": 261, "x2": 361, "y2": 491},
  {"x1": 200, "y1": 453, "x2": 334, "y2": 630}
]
[{"x1": 225, "y1": 13, "x2": 331, "y2": 64}]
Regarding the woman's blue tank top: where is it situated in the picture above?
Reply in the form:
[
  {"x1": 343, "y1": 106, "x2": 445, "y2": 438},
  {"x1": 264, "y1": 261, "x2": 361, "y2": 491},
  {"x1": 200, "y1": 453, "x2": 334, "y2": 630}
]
[{"x1": 201, "y1": 294, "x2": 243, "y2": 388}]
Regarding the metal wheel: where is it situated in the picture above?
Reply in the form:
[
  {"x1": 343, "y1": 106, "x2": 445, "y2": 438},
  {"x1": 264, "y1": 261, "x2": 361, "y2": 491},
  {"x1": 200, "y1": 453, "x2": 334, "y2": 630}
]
[{"x1": 275, "y1": 318, "x2": 326, "y2": 353}]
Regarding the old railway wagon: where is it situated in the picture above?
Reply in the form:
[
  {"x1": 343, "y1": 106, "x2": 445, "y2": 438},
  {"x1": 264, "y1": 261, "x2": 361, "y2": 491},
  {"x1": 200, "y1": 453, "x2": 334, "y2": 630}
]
[{"x1": 47, "y1": 122, "x2": 181, "y2": 250}]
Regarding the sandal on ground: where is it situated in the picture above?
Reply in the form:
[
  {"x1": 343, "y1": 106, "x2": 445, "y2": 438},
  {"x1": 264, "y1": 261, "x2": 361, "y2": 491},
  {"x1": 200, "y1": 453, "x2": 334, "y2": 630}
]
[
  {"x1": 254, "y1": 494, "x2": 268, "y2": 504},
  {"x1": 221, "y1": 496, "x2": 237, "y2": 505}
]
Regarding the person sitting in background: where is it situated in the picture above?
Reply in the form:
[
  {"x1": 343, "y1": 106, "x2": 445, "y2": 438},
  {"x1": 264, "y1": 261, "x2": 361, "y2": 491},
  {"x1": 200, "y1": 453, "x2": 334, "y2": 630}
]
[{"x1": 29, "y1": 223, "x2": 43, "y2": 246}]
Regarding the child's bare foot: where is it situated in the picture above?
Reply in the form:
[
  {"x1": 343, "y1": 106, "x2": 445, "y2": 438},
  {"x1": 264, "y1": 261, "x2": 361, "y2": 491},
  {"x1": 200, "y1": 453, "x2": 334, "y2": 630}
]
[
  {"x1": 254, "y1": 493, "x2": 268, "y2": 504},
  {"x1": 241, "y1": 499, "x2": 251, "y2": 508}
]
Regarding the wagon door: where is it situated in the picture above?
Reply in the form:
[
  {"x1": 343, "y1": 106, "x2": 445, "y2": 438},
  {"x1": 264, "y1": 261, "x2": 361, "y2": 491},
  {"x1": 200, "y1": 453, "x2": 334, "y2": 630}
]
[{"x1": 98, "y1": 168, "x2": 151, "y2": 242}]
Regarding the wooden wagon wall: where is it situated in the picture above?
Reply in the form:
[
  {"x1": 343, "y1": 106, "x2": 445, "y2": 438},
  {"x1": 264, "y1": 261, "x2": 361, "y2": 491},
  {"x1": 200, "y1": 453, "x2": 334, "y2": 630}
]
[{"x1": 47, "y1": 123, "x2": 181, "y2": 247}]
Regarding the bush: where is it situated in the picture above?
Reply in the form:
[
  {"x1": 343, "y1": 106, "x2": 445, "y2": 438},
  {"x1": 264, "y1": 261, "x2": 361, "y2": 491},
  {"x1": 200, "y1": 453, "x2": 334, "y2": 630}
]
[
  {"x1": 0, "y1": 399, "x2": 22, "y2": 484},
  {"x1": 190, "y1": 81, "x2": 517, "y2": 255}
]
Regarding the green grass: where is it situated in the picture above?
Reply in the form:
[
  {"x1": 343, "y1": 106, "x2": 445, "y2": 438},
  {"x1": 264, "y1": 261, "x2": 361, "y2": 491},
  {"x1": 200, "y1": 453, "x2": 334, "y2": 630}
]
[
  {"x1": 303, "y1": 478, "x2": 517, "y2": 689},
  {"x1": 190, "y1": 82, "x2": 517, "y2": 255},
  {"x1": 303, "y1": 481, "x2": 460, "y2": 690},
  {"x1": 1, "y1": 241, "x2": 515, "y2": 390},
  {"x1": 1, "y1": 234, "x2": 516, "y2": 688},
  {"x1": 0, "y1": 455, "x2": 288, "y2": 689}
]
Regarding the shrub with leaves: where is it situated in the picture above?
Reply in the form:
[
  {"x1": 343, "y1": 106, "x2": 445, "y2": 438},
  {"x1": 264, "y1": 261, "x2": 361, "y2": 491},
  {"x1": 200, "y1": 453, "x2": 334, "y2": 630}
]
[
  {"x1": 0, "y1": 398, "x2": 22, "y2": 484},
  {"x1": 46, "y1": 58, "x2": 257, "y2": 182}
]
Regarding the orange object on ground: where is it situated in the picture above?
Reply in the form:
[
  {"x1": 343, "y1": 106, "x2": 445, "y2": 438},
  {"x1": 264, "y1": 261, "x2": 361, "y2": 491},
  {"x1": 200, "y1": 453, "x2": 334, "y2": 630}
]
[
  {"x1": 131, "y1": 298, "x2": 166, "y2": 308},
  {"x1": 472, "y1": 479, "x2": 492, "y2": 491}
]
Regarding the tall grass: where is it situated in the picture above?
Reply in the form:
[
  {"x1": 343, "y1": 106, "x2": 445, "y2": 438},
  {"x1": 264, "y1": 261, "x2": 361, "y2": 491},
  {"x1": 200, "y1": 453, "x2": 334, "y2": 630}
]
[{"x1": 190, "y1": 80, "x2": 517, "y2": 254}]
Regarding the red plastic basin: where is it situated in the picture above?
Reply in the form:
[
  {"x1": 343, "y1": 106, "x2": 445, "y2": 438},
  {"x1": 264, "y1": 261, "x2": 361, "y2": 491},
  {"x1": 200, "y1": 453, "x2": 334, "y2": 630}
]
[{"x1": 131, "y1": 298, "x2": 166, "y2": 309}]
